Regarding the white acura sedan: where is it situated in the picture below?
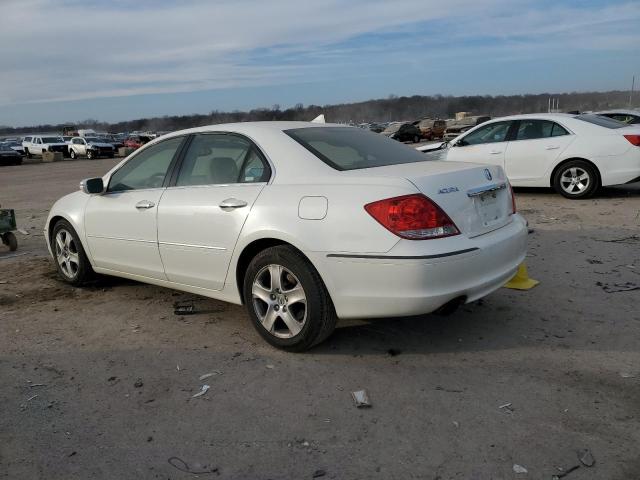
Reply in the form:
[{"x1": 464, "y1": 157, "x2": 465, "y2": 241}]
[
  {"x1": 45, "y1": 122, "x2": 527, "y2": 351},
  {"x1": 422, "y1": 113, "x2": 640, "y2": 199}
]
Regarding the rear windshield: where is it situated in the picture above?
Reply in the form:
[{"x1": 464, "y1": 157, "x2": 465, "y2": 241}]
[
  {"x1": 285, "y1": 126, "x2": 427, "y2": 171},
  {"x1": 574, "y1": 114, "x2": 625, "y2": 129}
]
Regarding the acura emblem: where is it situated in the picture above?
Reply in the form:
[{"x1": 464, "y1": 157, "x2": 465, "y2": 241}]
[{"x1": 484, "y1": 169, "x2": 492, "y2": 181}]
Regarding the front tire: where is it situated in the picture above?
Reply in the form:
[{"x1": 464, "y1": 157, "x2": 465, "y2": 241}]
[
  {"x1": 51, "y1": 220, "x2": 94, "y2": 285},
  {"x1": 553, "y1": 160, "x2": 598, "y2": 199},
  {"x1": 25, "y1": 148, "x2": 32, "y2": 159},
  {"x1": 243, "y1": 245, "x2": 337, "y2": 351},
  {"x1": 87, "y1": 150, "x2": 94, "y2": 159}
]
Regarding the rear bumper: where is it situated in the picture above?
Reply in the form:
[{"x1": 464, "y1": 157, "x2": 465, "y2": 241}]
[{"x1": 311, "y1": 215, "x2": 527, "y2": 319}]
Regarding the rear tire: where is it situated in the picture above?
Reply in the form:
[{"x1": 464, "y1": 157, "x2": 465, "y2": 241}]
[
  {"x1": 69, "y1": 149, "x2": 77, "y2": 159},
  {"x1": 51, "y1": 219, "x2": 95, "y2": 285},
  {"x1": 243, "y1": 245, "x2": 337, "y2": 351},
  {"x1": 553, "y1": 160, "x2": 598, "y2": 199},
  {"x1": 2, "y1": 232, "x2": 18, "y2": 251}
]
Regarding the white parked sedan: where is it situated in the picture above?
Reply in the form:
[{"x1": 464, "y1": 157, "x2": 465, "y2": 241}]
[
  {"x1": 425, "y1": 113, "x2": 640, "y2": 199},
  {"x1": 45, "y1": 122, "x2": 527, "y2": 351}
]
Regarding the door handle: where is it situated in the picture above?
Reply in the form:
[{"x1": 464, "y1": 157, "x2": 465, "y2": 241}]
[
  {"x1": 219, "y1": 198, "x2": 248, "y2": 211},
  {"x1": 135, "y1": 200, "x2": 155, "y2": 210},
  {"x1": 545, "y1": 146, "x2": 560, "y2": 150},
  {"x1": 489, "y1": 150, "x2": 502, "y2": 155}
]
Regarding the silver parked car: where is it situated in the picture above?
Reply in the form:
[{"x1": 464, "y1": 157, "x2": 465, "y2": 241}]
[{"x1": 68, "y1": 137, "x2": 115, "y2": 159}]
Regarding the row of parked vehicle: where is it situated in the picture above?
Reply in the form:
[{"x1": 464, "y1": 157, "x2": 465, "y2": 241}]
[
  {"x1": 0, "y1": 132, "x2": 158, "y2": 165},
  {"x1": 369, "y1": 108, "x2": 640, "y2": 145}
]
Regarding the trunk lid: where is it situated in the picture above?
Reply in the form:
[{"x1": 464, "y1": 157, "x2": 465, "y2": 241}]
[{"x1": 348, "y1": 161, "x2": 513, "y2": 238}]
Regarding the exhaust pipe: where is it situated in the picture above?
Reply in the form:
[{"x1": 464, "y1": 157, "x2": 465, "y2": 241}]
[{"x1": 434, "y1": 296, "x2": 466, "y2": 316}]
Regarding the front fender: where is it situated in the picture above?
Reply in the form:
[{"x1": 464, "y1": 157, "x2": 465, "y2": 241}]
[{"x1": 45, "y1": 191, "x2": 91, "y2": 261}]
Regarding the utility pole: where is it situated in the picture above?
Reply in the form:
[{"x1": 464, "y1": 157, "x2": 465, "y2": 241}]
[{"x1": 629, "y1": 76, "x2": 635, "y2": 108}]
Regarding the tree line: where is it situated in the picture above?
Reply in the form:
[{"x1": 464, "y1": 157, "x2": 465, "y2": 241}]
[{"x1": 1, "y1": 90, "x2": 634, "y2": 135}]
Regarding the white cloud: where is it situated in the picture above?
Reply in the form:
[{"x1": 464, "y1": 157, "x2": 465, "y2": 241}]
[{"x1": 0, "y1": 0, "x2": 637, "y2": 107}]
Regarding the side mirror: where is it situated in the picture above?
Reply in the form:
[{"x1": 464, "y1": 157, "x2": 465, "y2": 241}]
[{"x1": 80, "y1": 177, "x2": 104, "y2": 194}]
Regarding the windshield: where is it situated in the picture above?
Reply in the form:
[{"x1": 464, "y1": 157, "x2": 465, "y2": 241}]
[
  {"x1": 285, "y1": 126, "x2": 429, "y2": 171},
  {"x1": 382, "y1": 124, "x2": 401, "y2": 133},
  {"x1": 574, "y1": 114, "x2": 625, "y2": 129},
  {"x1": 42, "y1": 137, "x2": 63, "y2": 143},
  {"x1": 0, "y1": 144, "x2": 12, "y2": 151},
  {"x1": 86, "y1": 137, "x2": 103, "y2": 142}
]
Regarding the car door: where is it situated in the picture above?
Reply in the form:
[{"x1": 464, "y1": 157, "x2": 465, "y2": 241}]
[
  {"x1": 157, "y1": 133, "x2": 271, "y2": 290},
  {"x1": 445, "y1": 120, "x2": 514, "y2": 168},
  {"x1": 504, "y1": 119, "x2": 574, "y2": 184},
  {"x1": 83, "y1": 136, "x2": 186, "y2": 279},
  {"x1": 71, "y1": 138, "x2": 84, "y2": 155}
]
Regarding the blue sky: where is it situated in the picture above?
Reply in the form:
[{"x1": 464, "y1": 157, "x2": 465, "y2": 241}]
[{"x1": 0, "y1": 0, "x2": 638, "y2": 127}]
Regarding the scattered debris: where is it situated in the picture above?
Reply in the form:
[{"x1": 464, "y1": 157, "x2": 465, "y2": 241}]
[
  {"x1": 134, "y1": 380, "x2": 144, "y2": 388},
  {"x1": 597, "y1": 281, "x2": 640, "y2": 293},
  {"x1": 452, "y1": 421, "x2": 459, "y2": 428},
  {"x1": 192, "y1": 384, "x2": 210, "y2": 398},
  {"x1": 199, "y1": 371, "x2": 222, "y2": 380},
  {"x1": 596, "y1": 234, "x2": 640, "y2": 244},
  {"x1": 619, "y1": 372, "x2": 635, "y2": 378},
  {"x1": 578, "y1": 448, "x2": 595, "y2": 467},
  {"x1": 174, "y1": 301, "x2": 196, "y2": 315},
  {"x1": 552, "y1": 464, "x2": 580, "y2": 479},
  {"x1": 265, "y1": 364, "x2": 275, "y2": 369},
  {"x1": 67, "y1": 451, "x2": 77, "y2": 457},
  {"x1": 499, "y1": 402, "x2": 514, "y2": 413},
  {"x1": 586, "y1": 259, "x2": 602, "y2": 264},
  {"x1": 176, "y1": 365, "x2": 181, "y2": 371},
  {"x1": 312, "y1": 469, "x2": 326, "y2": 478},
  {"x1": 513, "y1": 464, "x2": 528, "y2": 474},
  {"x1": 20, "y1": 394, "x2": 39, "y2": 410},
  {"x1": 351, "y1": 390, "x2": 371, "y2": 408},
  {"x1": 167, "y1": 456, "x2": 219, "y2": 475},
  {"x1": 17, "y1": 228, "x2": 29, "y2": 235},
  {"x1": 28, "y1": 383, "x2": 46, "y2": 388}
]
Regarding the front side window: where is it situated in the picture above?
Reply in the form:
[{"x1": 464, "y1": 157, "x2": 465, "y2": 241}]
[
  {"x1": 108, "y1": 137, "x2": 183, "y2": 192},
  {"x1": 175, "y1": 134, "x2": 270, "y2": 186},
  {"x1": 458, "y1": 121, "x2": 512, "y2": 146},
  {"x1": 285, "y1": 126, "x2": 427, "y2": 171}
]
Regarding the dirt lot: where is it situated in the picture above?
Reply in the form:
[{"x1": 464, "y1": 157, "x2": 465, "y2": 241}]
[{"x1": 1, "y1": 158, "x2": 639, "y2": 479}]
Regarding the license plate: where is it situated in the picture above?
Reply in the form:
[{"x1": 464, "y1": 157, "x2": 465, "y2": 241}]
[{"x1": 476, "y1": 191, "x2": 501, "y2": 225}]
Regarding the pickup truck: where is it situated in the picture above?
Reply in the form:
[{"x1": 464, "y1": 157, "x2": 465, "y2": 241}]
[
  {"x1": 22, "y1": 136, "x2": 68, "y2": 158},
  {"x1": 68, "y1": 137, "x2": 115, "y2": 159}
]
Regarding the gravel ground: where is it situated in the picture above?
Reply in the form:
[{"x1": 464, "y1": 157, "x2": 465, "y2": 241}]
[{"x1": 1, "y1": 158, "x2": 639, "y2": 479}]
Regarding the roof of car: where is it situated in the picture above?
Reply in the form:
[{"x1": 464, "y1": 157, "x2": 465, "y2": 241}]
[{"x1": 595, "y1": 109, "x2": 640, "y2": 115}]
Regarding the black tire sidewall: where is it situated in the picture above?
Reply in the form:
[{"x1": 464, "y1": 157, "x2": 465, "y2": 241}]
[
  {"x1": 554, "y1": 160, "x2": 598, "y2": 199},
  {"x1": 3, "y1": 232, "x2": 18, "y2": 251},
  {"x1": 51, "y1": 220, "x2": 93, "y2": 285},
  {"x1": 243, "y1": 246, "x2": 333, "y2": 351}
]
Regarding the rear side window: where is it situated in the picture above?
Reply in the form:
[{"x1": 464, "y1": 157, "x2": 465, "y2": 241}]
[
  {"x1": 176, "y1": 134, "x2": 270, "y2": 186},
  {"x1": 285, "y1": 127, "x2": 427, "y2": 171},
  {"x1": 575, "y1": 114, "x2": 625, "y2": 129},
  {"x1": 515, "y1": 120, "x2": 569, "y2": 140}
]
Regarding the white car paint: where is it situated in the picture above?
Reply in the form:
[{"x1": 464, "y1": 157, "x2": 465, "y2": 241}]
[
  {"x1": 45, "y1": 122, "x2": 527, "y2": 324},
  {"x1": 436, "y1": 113, "x2": 640, "y2": 188}
]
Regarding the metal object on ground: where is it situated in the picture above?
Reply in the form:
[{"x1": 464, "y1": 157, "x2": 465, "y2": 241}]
[
  {"x1": 0, "y1": 208, "x2": 18, "y2": 252},
  {"x1": 351, "y1": 390, "x2": 371, "y2": 408}
]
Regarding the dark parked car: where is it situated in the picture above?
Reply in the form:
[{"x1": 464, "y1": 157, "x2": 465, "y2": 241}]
[
  {"x1": 381, "y1": 122, "x2": 422, "y2": 143},
  {"x1": 412, "y1": 118, "x2": 447, "y2": 140},
  {"x1": 0, "y1": 144, "x2": 23, "y2": 166}
]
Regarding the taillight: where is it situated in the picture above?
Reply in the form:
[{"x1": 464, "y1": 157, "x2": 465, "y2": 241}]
[
  {"x1": 624, "y1": 134, "x2": 640, "y2": 146},
  {"x1": 364, "y1": 194, "x2": 459, "y2": 240},
  {"x1": 509, "y1": 183, "x2": 517, "y2": 214}
]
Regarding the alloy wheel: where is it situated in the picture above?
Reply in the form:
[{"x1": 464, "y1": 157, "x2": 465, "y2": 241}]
[
  {"x1": 251, "y1": 264, "x2": 307, "y2": 338},
  {"x1": 559, "y1": 167, "x2": 590, "y2": 195},
  {"x1": 55, "y1": 229, "x2": 80, "y2": 279}
]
